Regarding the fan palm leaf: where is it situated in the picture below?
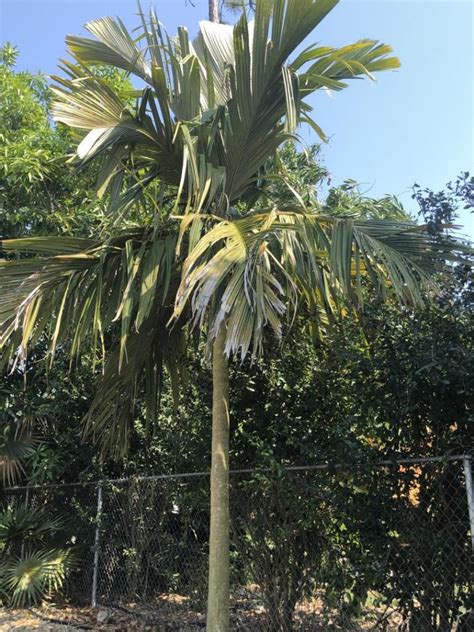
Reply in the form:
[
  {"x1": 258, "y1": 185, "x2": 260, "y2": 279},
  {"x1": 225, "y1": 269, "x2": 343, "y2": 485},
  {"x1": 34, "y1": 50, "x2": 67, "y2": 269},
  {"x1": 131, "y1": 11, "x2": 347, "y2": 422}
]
[
  {"x1": 1, "y1": 548, "x2": 74, "y2": 607},
  {"x1": 0, "y1": 426, "x2": 38, "y2": 486},
  {"x1": 0, "y1": 503, "x2": 74, "y2": 607},
  {"x1": 0, "y1": 504, "x2": 65, "y2": 548}
]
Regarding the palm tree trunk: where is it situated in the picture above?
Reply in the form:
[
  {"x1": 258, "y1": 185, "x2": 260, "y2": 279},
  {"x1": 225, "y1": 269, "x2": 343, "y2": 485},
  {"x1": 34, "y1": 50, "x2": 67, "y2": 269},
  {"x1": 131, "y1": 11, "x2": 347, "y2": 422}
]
[
  {"x1": 207, "y1": 322, "x2": 230, "y2": 632},
  {"x1": 207, "y1": 4, "x2": 228, "y2": 630},
  {"x1": 208, "y1": 0, "x2": 219, "y2": 23}
]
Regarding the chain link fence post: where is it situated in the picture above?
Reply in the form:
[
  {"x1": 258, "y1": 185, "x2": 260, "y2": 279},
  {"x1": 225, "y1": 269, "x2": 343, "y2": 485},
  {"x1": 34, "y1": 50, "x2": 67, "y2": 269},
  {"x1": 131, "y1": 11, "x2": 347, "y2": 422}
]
[
  {"x1": 91, "y1": 480, "x2": 103, "y2": 607},
  {"x1": 19, "y1": 487, "x2": 31, "y2": 558},
  {"x1": 463, "y1": 455, "x2": 474, "y2": 552}
]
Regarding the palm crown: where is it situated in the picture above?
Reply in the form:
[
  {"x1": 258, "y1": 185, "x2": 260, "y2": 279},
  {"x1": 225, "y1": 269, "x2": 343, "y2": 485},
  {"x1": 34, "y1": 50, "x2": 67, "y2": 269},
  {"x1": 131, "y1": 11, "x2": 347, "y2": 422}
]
[{"x1": 0, "y1": 0, "x2": 465, "y2": 457}]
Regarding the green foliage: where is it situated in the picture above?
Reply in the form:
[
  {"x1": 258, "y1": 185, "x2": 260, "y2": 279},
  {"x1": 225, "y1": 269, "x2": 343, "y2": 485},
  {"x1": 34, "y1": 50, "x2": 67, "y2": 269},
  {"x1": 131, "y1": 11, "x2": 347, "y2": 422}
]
[
  {"x1": 0, "y1": 43, "x2": 19, "y2": 68},
  {"x1": 256, "y1": 143, "x2": 329, "y2": 208},
  {"x1": 0, "y1": 504, "x2": 64, "y2": 546},
  {"x1": 325, "y1": 180, "x2": 410, "y2": 220},
  {"x1": 0, "y1": 503, "x2": 74, "y2": 606},
  {"x1": 97, "y1": 478, "x2": 210, "y2": 606},
  {"x1": 0, "y1": 337, "x2": 99, "y2": 487},
  {"x1": 0, "y1": 52, "x2": 135, "y2": 239},
  {"x1": 0, "y1": 68, "x2": 46, "y2": 136},
  {"x1": 1, "y1": 548, "x2": 73, "y2": 607},
  {"x1": 413, "y1": 171, "x2": 473, "y2": 238},
  {"x1": 0, "y1": 63, "x2": 95, "y2": 238},
  {"x1": 0, "y1": 424, "x2": 37, "y2": 486},
  {"x1": 0, "y1": 57, "x2": 111, "y2": 488}
]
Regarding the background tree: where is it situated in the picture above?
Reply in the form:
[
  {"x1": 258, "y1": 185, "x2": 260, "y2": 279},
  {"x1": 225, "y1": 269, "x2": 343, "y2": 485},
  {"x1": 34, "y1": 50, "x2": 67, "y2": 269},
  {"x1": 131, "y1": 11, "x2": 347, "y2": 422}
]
[{"x1": 0, "y1": 50, "x2": 132, "y2": 487}]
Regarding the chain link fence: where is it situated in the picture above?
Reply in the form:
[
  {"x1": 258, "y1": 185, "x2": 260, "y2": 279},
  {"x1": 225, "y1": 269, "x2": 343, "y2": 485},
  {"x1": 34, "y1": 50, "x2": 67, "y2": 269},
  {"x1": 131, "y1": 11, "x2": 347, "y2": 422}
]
[{"x1": 2, "y1": 455, "x2": 473, "y2": 631}]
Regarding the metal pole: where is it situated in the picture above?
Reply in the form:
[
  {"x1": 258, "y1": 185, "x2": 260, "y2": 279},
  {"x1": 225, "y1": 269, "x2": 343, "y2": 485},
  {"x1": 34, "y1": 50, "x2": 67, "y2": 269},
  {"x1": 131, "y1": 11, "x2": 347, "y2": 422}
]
[
  {"x1": 463, "y1": 456, "x2": 474, "y2": 553},
  {"x1": 21, "y1": 488, "x2": 31, "y2": 558},
  {"x1": 91, "y1": 481, "x2": 103, "y2": 607},
  {"x1": 3, "y1": 454, "x2": 469, "y2": 491}
]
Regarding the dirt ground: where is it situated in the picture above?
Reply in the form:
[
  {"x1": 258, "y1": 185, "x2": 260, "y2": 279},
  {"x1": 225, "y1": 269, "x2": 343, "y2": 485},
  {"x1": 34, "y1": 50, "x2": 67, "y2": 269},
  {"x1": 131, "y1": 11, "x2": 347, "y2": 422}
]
[
  {"x1": 0, "y1": 602, "x2": 402, "y2": 632},
  {"x1": 0, "y1": 606, "x2": 153, "y2": 631}
]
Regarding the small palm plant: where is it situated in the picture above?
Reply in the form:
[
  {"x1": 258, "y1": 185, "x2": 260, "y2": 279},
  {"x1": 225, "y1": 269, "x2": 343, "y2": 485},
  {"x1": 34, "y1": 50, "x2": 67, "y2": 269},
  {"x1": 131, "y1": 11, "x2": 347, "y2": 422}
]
[
  {"x1": 0, "y1": 503, "x2": 74, "y2": 606},
  {"x1": 0, "y1": 0, "x2": 469, "y2": 628}
]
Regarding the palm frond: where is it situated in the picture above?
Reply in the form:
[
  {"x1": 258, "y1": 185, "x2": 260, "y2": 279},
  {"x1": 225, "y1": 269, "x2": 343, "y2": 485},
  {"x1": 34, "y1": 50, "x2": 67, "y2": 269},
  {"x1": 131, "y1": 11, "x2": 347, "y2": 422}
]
[
  {"x1": 0, "y1": 231, "x2": 178, "y2": 365},
  {"x1": 0, "y1": 503, "x2": 73, "y2": 607},
  {"x1": 191, "y1": 1, "x2": 399, "y2": 203},
  {"x1": 83, "y1": 293, "x2": 187, "y2": 458},
  {"x1": 66, "y1": 16, "x2": 152, "y2": 83},
  {"x1": 1, "y1": 547, "x2": 74, "y2": 607},
  {"x1": 49, "y1": 0, "x2": 399, "y2": 219},
  {"x1": 0, "y1": 504, "x2": 64, "y2": 547},
  {"x1": 174, "y1": 209, "x2": 469, "y2": 358},
  {"x1": 0, "y1": 426, "x2": 38, "y2": 486},
  {"x1": 0, "y1": 231, "x2": 183, "y2": 456}
]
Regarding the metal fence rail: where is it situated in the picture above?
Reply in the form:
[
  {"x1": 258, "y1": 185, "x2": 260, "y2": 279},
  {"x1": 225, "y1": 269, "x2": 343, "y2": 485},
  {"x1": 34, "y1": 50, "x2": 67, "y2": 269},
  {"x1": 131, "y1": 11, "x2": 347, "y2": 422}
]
[{"x1": 3, "y1": 455, "x2": 473, "y2": 631}]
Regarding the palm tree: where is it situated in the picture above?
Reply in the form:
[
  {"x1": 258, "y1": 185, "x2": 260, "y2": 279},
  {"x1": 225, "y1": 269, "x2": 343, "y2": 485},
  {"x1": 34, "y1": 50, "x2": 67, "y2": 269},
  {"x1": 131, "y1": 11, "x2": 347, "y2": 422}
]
[{"x1": 0, "y1": 1, "x2": 468, "y2": 629}]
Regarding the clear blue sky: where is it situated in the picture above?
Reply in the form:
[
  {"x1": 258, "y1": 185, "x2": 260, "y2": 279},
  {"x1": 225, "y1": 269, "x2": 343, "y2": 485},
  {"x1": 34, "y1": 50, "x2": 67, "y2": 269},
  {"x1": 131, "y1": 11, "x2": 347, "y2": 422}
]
[{"x1": 1, "y1": 0, "x2": 473, "y2": 236}]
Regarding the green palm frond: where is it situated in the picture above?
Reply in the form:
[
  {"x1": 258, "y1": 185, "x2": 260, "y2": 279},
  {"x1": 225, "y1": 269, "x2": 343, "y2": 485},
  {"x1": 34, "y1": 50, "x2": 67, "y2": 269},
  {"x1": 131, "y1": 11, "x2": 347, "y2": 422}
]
[
  {"x1": 1, "y1": 547, "x2": 74, "y2": 607},
  {"x1": 174, "y1": 209, "x2": 468, "y2": 358},
  {"x1": 0, "y1": 504, "x2": 73, "y2": 607},
  {"x1": 194, "y1": 2, "x2": 399, "y2": 201},
  {"x1": 0, "y1": 230, "x2": 183, "y2": 456},
  {"x1": 65, "y1": 16, "x2": 152, "y2": 83},
  {"x1": 0, "y1": 425, "x2": 38, "y2": 486},
  {"x1": 49, "y1": 0, "x2": 399, "y2": 219},
  {"x1": 0, "y1": 230, "x2": 178, "y2": 367},
  {"x1": 0, "y1": 504, "x2": 64, "y2": 548},
  {"x1": 83, "y1": 299, "x2": 187, "y2": 458}
]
